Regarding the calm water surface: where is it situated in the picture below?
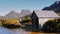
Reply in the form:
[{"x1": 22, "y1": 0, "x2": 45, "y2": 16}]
[
  {"x1": 0, "y1": 27, "x2": 31, "y2": 34},
  {"x1": 0, "y1": 27, "x2": 58, "y2": 34}
]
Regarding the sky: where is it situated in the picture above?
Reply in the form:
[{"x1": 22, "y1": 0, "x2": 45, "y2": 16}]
[{"x1": 0, "y1": 0, "x2": 58, "y2": 16}]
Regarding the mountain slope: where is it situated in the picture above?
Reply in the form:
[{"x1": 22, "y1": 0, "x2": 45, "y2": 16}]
[
  {"x1": 42, "y1": 1, "x2": 60, "y2": 13},
  {"x1": 4, "y1": 10, "x2": 32, "y2": 19},
  {"x1": 20, "y1": 10, "x2": 32, "y2": 17},
  {"x1": 4, "y1": 11, "x2": 21, "y2": 19},
  {"x1": 0, "y1": 16, "x2": 3, "y2": 19}
]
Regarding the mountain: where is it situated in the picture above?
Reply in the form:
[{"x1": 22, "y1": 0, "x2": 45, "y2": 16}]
[
  {"x1": 42, "y1": 1, "x2": 60, "y2": 13},
  {"x1": 20, "y1": 10, "x2": 32, "y2": 17},
  {"x1": 0, "y1": 16, "x2": 3, "y2": 19},
  {"x1": 4, "y1": 11, "x2": 21, "y2": 19},
  {"x1": 4, "y1": 10, "x2": 32, "y2": 19}
]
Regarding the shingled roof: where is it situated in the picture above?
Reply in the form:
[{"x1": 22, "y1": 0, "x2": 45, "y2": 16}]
[{"x1": 33, "y1": 10, "x2": 59, "y2": 18}]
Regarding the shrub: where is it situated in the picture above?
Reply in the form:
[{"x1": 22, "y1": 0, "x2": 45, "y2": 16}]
[
  {"x1": 2, "y1": 19, "x2": 21, "y2": 26},
  {"x1": 0, "y1": 21, "x2": 2, "y2": 26},
  {"x1": 20, "y1": 16, "x2": 32, "y2": 25},
  {"x1": 42, "y1": 18, "x2": 60, "y2": 32}
]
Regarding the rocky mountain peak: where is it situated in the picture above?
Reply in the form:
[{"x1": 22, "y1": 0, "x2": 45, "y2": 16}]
[{"x1": 42, "y1": 1, "x2": 60, "y2": 13}]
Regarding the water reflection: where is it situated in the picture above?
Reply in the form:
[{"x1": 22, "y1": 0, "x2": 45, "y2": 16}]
[
  {"x1": 0, "y1": 27, "x2": 30, "y2": 34},
  {"x1": 0, "y1": 27, "x2": 58, "y2": 34}
]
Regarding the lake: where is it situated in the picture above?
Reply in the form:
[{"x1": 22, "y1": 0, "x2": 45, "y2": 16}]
[
  {"x1": 0, "y1": 27, "x2": 59, "y2": 34},
  {"x1": 0, "y1": 27, "x2": 31, "y2": 34}
]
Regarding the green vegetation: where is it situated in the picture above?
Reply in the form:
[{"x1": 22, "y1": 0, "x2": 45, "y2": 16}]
[
  {"x1": 21, "y1": 16, "x2": 32, "y2": 25},
  {"x1": 0, "y1": 19, "x2": 5, "y2": 27},
  {"x1": 0, "y1": 21, "x2": 2, "y2": 26},
  {"x1": 42, "y1": 18, "x2": 60, "y2": 32},
  {"x1": 0, "y1": 16, "x2": 32, "y2": 28},
  {"x1": 4, "y1": 19, "x2": 21, "y2": 25},
  {"x1": 20, "y1": 16, "x2": 32, "y2": 31},
  {"x1": 0, "y1": 19, "x2": 21, "y2": 28},
  {"x1": 58, "y1": 13, "x2": 60, "y2": 16}
]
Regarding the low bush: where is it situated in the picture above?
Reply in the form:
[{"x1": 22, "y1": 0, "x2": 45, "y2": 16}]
[{"x1": 42, "y1": 18, "x2": 60, "y2": 32}]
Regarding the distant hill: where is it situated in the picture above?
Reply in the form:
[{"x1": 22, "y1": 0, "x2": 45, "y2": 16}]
[
  {"x1": 0, "y1": 16, "x2": 3, "y2": 19},
  {"x1": 4, "y1": 10, "x2": 32, "y2": 19},
  {"x1": 42, "y1": 1, "x2": 60, "y2": 13},
  {"x1": 20, "y1": 10, "x2": 32, "y2": 17},
  {"x1": 4, "y1": 11, "x2": 21, "y2": 19}
]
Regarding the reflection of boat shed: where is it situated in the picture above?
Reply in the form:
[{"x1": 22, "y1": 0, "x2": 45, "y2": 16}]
[{"x1": 31, "y1": 10, "x2": 60, "y2": 31}]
